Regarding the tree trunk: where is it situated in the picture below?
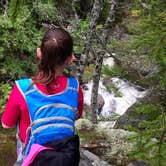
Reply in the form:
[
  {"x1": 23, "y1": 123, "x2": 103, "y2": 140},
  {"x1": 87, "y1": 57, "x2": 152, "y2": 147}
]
[
  {"x1": 1, "y1": 0, "x2": 8, "y2": 18},
  {"x1": 72, "y1": 0, "x2": 80, "y2": 25},
  {"x1": 76, "y1": 0, "x2": 103, "y2": 84},
  {"x1": 104, "y1": 0, "x2": 117, "y2": 28},
  {"x1": 103, "y1": 0, "x2": 117, "y2": 42},
  {"x1": 90, "y1": 49, "x2": 104, "y2": 123},
  {"x1": 90, "y1": 0, "x2": 119, "y2": 123}
]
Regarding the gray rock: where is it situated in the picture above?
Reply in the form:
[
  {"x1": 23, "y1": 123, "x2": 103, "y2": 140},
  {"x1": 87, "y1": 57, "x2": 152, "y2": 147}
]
[
  {"x1": 114, "y1": 88, "x2": 162, "y2": 129},
  {"x1": 127, "y1": 160, "x2": 149, "y2": 166},
  {"x1": 97, "y1": 94, "x2": 105, "y2": 115},
  {"x1": 79, "y1": 149, "x2": 112, "y2": 166}
]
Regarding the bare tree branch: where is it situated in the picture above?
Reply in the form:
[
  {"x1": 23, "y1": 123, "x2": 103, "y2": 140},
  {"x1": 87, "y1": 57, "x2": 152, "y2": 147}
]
[
  {"x1": 103, "y1": 0, "x2": 118, "y2": 42},
  {"x1": 76, "y1": 0, "x2": 104, "y2": 84},
  {"x1": 93, "y1": 31, "x2": 121, "y2": 65}
]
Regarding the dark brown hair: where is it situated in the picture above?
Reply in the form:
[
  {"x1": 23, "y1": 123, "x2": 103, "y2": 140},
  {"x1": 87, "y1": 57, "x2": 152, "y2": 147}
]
[{"x1": 33, "y1": 27, "x2": 73, "y2": 86}]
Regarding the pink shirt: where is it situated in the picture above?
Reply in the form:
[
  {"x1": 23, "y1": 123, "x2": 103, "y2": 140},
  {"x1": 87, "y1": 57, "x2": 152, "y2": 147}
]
[{"x1": 1, "y1": 76, "x2": 83, "y2": 142}]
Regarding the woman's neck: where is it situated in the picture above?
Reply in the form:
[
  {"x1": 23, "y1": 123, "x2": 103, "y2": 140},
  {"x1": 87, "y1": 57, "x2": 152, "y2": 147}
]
[{"x1": 55, "y1": 66, "x2": 65, "y2": 76}]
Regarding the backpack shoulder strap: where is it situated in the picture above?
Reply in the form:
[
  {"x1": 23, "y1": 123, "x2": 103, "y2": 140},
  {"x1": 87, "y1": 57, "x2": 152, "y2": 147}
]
[
  {"x1": 15, "y1": 78, "x2": 35, "y2": 98},
  {"x1": 67, "y1": 77, "x2": 79, "y2": 92}
]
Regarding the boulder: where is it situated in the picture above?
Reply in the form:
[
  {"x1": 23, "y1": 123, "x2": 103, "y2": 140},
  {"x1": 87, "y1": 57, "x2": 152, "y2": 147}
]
[
  {"x1": 80, "y1": 149, "x2": 112, "y2": 166},
  {"x1": 114, "y1": 88, "x2": 163, "y2": 129},
  {"x1": 83, "y1": 83, "x2": 105, "y2": 115},
  {"x1": 127, "y1": 160, "x2": 149, "y2": 166},
  {"x1": 97, "y1": 94, "x2": 105, "y2": 115}
]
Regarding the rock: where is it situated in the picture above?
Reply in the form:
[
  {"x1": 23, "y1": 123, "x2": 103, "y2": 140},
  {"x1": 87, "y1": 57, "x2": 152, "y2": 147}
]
[
  {"x1": 78, "y1": 119, "x2": 136, "y2": 166},
  {"x1": 98, "y1": 128, "x2": 135, "y2": 156},
  {"x1": 75, "y1": 119, "x2": 94, "y2": 132},
  {"x1": 114, "y1": 88, "x2": 162, "y2": 129},
  {"x1": 82, "y1": 84, "x2": 89, "y2": 91},
  {"x1": 95, "y1": 127, "x2": 136, "y2": 166},
  {"x1": 127, "y1": 160, "x2": 149, "y2": 166},
  {"x1": 97, "y1": 94, "x2": 105, "y2": 115},
  {"x1": 79, "y1": 159, "x2": 92, "y2": 166},
  {"x1": 83, "y1": 83, "x2": 105, "y2": 116},
  {"x1": 97, "y1": 121, "x2": 116, "y2": 131},
  {"x1": 114, "y1": 104, "x2": 137, "y2": 129},
  {"x1": 77, "y1": 119, "x2": 153, "y2": 166},
  {"x1": 79, "y1": 149, "x2": 93, "y2": 166},
  {"x1": 80, "y1": 149, "x2": 112, "y2": 166}
]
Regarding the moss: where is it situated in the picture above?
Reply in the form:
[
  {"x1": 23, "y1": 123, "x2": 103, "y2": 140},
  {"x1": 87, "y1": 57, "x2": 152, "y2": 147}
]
[
  {"x1": 0, "y1": 132, "x2": 16, "y2": 166},
  {"x1": 83, "y1": 64, "x2": 94, "y2": 82},
  {"x1": 134, "y1": 103, "x2": 162, "y2": 121},
  {"x1": 0, "y1": 124, "x2": 16, "y2": 166}
]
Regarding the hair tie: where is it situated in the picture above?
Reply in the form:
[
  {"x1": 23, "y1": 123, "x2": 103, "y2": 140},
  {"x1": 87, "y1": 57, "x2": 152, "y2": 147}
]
[{"x1": 52, "y1": 38, "x2": 58, "y2": 45}]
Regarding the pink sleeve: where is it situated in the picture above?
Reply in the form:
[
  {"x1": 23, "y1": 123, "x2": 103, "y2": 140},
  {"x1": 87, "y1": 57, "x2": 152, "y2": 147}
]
[
  {"x1": 77, "y1": 85, "x2": 84, "y2": 119},
  {"x1": 1, "y1": 85, "x2": 21, "y2": 127}
]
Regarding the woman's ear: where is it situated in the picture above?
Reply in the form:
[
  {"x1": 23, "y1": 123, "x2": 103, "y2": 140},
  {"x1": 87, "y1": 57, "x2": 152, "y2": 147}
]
[
  {"x1": 36, "y1": 48, "x2": 42, "y2": 60},
  {"x1": 67, "y1": 54, "x2": 76, "y2": 65}
]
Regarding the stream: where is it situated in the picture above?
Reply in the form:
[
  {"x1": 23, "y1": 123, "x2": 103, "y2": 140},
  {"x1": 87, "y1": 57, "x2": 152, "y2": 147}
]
[{"x1": 83, "y1": 57, "x2": 147, "y2": 122}]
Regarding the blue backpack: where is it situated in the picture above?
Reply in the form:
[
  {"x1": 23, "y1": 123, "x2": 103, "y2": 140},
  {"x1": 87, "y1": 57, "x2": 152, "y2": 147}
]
[{"x1": 16, "y1": 77, "x2": 79, "y2": 156}]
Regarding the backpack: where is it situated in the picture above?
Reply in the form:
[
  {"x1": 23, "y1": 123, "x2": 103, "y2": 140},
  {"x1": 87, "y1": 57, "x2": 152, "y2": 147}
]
[{"x1": 16, "y1": 77, "x2": 79, "y2": 156}]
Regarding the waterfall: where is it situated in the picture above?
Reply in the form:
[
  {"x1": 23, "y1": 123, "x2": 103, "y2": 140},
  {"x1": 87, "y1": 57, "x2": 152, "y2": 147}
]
[{"x1": 83, "y1": 57, "x2": 147, "y2": 118}]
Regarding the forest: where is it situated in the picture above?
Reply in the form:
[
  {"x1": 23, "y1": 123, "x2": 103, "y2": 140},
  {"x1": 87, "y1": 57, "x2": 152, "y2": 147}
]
[{"x1": 0, "y1": 0, "x2": 165, "y2": 166}]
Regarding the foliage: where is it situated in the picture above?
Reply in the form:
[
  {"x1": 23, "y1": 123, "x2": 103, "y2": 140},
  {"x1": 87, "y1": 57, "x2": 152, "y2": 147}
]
[
  {"x1": 105, "y1": 83, "x2": 122, "y2": 97},
  {"x1": 76, "y1": 118, "x2": 106, "y2": 144},
  {"x1": 128, "y1": 1, "x2": 166, "y2": 89},
  {"x1": 102, "y1": 65, "x2": 127, "y2": 97},
  {"x1": 0, "y1": 4, "x2": 42, "y2": 80},
  {"x1": 83, "y1": 64, "x2": 94, "y2": 82},
  {"x1": 8, "y1": 0, "x2": 25, "y2": 22},
  {"x1": 134, "y1": 104, "x2": 162, "y2": 121},
  {"x1": 71, "y1": 17, "x2": 90, "y2": 54},
  {"x1": 33, "y1": 1, "x2": 59, "y2": 24},
  {"x1": 2, "y1": 56, "x2": 37, "y2": 78},
  {"x1": 102, "y1": 64, "x2": 127, "y2": 78},
  {"x1": 0, "y1": 134, "x2": 16, "y2": 166},
  {"x1": 127, "y1": 114, "x2": 166, "y2": 166},
  {"x1": 0, "y1": 83, "x2": 12, "y2": 112},
  {"x1": 125, "y1": 102, "x2": 166, "y2": 166},
  {"x1": 98, "y1": 112, "x2": 120, "y2": 121},
  {"x1": 76, "y1": 119, "x2": 108, "y2": 156},
  {"x1": 106, "y1": 1, "x2": 166, "y2": 91},
  {"x1": 98, "y1": 0, "x2": 110, "y2": 23},
  {"x1": 117, "y1": 1, "x2": 166, "y2": 165},
  {"x1": 78, "y1": 129, "x2": 107, "y2": 145},
  {"x1": 0, "y1": 0, "x2": 165, "y2": 165}
]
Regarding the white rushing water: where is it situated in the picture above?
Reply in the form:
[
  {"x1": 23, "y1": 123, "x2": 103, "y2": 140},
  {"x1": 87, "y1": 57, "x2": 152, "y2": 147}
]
[
  {"x1": 83, "y1": 78, "x2": 147, "y2": 117},
  {"x1": 83, "y1": 57, "x2": 147, "y2": 118}
]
